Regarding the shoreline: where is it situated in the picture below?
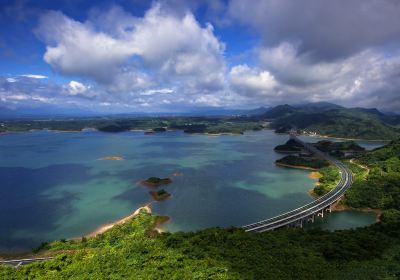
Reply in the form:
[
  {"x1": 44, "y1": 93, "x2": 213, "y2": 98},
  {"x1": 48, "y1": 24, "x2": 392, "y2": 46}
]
[
  {"x1": 301, "y1": 133, "x2": 391, "y2": 142},
  {"x1": 275, "y1": 162, "x2": 318, "y2": 171},
  {"x1": 85, "y1": 204, "x2": 154, "y2": 238},
  {"x1": 0, "y1": 128, "x2": 394, "y2": 141},
  {"x1": 331, "y1": 200, "x2": 382, "y2": 222}
]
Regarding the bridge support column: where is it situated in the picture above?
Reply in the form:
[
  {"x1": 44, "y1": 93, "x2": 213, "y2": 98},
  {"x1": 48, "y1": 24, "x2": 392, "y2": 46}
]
[
  {"x1": 307, "y1": 215, "x2": 315, "y2": 223},
  {"x1": 317, "y1": 210, "x2": 324, "y2": 218},
  {"x1": 326, "y1": 205, "x2": 332, "y2": 213}
]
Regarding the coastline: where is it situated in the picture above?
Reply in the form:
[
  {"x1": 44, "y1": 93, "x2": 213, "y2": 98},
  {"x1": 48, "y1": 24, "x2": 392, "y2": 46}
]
[
  {"x1": 275, "y1": 162, "x2": 318, "y2": 171},
  {"x1": 85, "y1": 204, "x2": 154, "y2": 238},
  {"x1": 301, "y1": 133, "x2": 391, "y2": 142},
  {"x1": 331, "y1": 200, "x2": 382, "y2": 222}
]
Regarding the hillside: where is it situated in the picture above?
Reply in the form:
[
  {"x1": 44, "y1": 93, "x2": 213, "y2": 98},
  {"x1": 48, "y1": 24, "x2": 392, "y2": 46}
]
[
  {"x1": 259, "y1": 105, "x2": 400, "y2": 140},
  {"x1": 1, "y1": 140, "x2": 400, "y2": 279},
  {"x1": 345, "y1": 139, "x2": 400, "y2": 209}
]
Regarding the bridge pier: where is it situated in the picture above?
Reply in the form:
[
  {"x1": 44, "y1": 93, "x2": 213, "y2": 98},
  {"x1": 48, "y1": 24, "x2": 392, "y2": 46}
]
[
  {"x1": 307, "y1": 214, "x2": 315, "y2": 223},
  {"x1": 317, "y1": 210, "x2": 324, "y2": 218},
  {"x1": 325, "y1": 205, "x2": 332, "y2": 213}
]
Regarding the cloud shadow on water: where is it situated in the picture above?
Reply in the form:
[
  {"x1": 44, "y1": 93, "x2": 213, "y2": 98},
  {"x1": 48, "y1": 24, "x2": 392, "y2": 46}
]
[{"x1": 0, "y1": 164, "x2": 93, "y2": 252}]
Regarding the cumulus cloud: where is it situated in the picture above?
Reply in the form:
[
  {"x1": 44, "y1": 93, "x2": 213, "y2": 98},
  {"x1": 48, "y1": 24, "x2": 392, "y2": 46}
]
[
  {"x1": 230, "y1": 42, "x2": 400, "y2": 112},
  {"x1": 229, "y1": 65, "x2": 276, "y2": 96},
  {"x1": 35, "y1": 4, "x2": 225, "y2": 96},
  {"x1": 229, "y1": 0, "x2": 400, "y2": 60},
  {"x1": 67, "y1": 81, "x2": 88, "y2": 95},
  {"x1": 4, "y1": 1, "x2": 399, "y2": 113}
]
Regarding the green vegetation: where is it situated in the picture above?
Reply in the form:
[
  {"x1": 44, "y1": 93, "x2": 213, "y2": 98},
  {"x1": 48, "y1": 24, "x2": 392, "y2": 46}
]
[
  {"x1": 142, "y1": 177, "x2": 172, "y2": 187},
  {"x1": 313, "y1": 166, "x2": 341, "y2": 196},
  {"x1": 150, "y1": 189, "x2": 171, "y2": 201},
  {"x1": 1, "y1": 209, "x2": 400, "y2": 279},
  {"x1": 345, "y1": 139, "x2": 400, "y2": 210},
  {"x1": 276, "y1": 155, "x2": 330, "y2": 169},
  {"x1": 259, "y1": 105, "x2": 400, "y2": 140},
  {"x1": 0, "y1": 116, "x2": 265, "y2": 135},
  {"x1": 274, "y1": 139, "x2": 303, "y2": 153},
  {"x1": 313, "y1": 140, "x2": 365, "y2": 152}
]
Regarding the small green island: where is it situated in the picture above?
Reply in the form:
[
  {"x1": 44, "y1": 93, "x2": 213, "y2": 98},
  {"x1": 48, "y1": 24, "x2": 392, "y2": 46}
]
[
  {"x1": 274, "y1": 139, "x2": 304, "y2": 153},
  {"x1": 276, "y1": 155, "x2": 330, "y2": 170},
  {"x1": 313, "y1": 140, "x2": 365, "y2": 157},
  {"x1": 149, "y1": 189, "x2": 171, "y2": 201},
  {"x1": 141, "y1": 177, "x2": 173, "y2": 187}
]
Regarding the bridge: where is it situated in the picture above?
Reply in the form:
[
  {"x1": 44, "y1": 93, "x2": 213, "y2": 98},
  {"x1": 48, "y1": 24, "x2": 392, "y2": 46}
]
[
  {"x1": 242, "y1": 134, "x2": 353, "y2": 232},
  {"x1": 0, "y1": 257, "x2": 54, "y2": 267}
]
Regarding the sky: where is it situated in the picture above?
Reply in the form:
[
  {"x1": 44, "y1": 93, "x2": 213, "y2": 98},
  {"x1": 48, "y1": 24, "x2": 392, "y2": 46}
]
[{"x1": 1, "y1": 0, "x2": 400, "y2": 114}]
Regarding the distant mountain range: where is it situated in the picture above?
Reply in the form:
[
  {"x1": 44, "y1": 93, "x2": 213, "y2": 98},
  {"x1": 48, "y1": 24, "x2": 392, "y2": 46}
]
[
  {"x1": 1, "y1": 102, "x2": 399, "y2": 140},
  {"x1": 255, "y1": 102, "x2": 400, "y2": 140}
]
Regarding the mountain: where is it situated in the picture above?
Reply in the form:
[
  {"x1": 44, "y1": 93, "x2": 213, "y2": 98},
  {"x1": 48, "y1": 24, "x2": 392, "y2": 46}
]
[
  {"x1": 295, "y1": 102, "x2": 343, "y2": 112},
  {"x1": 262, "y1": 104, "x2": 297, "y2": 119},
  {"x1": 241, "y1": 106, "x2": 270, "y2": 116},
  {"x1": 259, "y1": 103, "x2": 400, "y2": 140}
]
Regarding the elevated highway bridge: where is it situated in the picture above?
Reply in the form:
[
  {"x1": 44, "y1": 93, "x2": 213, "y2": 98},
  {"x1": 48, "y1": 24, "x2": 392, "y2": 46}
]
[{"x1": 242, "y1": 134, "x2": 353, "y2": 233}]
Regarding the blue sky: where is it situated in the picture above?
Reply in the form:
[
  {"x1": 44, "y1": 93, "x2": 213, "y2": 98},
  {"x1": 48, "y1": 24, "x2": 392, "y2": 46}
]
[{"x1": 1, "y1": 0, "x2": 400, "y2": 114}]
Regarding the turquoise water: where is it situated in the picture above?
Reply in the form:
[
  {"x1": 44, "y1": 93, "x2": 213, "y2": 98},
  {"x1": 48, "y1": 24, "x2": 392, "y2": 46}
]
[
  {"x1": 307, "y1": 211, "x2": 377, "y2": 230},
  {"x1": 0, "y1": 130, "x2": 376, "y2": 252}
]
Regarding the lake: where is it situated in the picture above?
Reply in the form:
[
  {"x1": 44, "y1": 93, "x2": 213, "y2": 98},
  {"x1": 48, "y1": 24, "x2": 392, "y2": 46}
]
[{"x1": 0, "y1": 130, "x2": 378, "y2": 252}]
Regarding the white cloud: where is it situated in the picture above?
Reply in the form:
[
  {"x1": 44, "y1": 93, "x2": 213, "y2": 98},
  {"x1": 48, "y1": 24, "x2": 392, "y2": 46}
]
[
  {"x1": 140, "y1": 88, "x2": 174, "y2": 95},
  {"x1": 20, "y1": 74, "x2": 48, "y2": 79},
  {"x1": 229, "y1": 64, "x2": 276, "y2": 96},
  {"x1": 6, "y1": 2, "x2": 396, "y2": 113},
  {"x1": 67, "y1": 81, "x2": 87, "y2": 95},
  {"x1": 36, "y1": 4, "x2": 225, "y2": 96}
]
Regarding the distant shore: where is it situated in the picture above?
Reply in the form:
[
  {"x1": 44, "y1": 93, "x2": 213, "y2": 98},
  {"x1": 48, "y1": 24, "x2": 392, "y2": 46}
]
[{"x1": 301, "y1": 133, "x2": 391, "y2": 142}]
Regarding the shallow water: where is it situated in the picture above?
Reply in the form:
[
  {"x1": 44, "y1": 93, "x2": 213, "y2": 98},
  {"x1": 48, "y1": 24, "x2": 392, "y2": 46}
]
[
  {"x1": 307, "y1": 210, "x2": 377, "y2": 230},
  {"x1": 0, "y1": 130, "x2": 377, "y2": 252}
]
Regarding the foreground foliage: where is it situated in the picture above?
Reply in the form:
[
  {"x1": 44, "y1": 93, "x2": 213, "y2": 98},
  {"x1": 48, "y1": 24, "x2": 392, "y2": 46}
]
[
  {"x1": 345, "y1": 139, "x2": 400, "y2": 210},
  {"x1": 1, "y1": 209, "x2": 400, "y2": 279}
]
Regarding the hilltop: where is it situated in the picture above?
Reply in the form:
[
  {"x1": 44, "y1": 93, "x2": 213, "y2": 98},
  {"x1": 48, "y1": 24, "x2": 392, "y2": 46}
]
[{"x1": 257, "y1": 104, "x2": 400, "y2": 140}]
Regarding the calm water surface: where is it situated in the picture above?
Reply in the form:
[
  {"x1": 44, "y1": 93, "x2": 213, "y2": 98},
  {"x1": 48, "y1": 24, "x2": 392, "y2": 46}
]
[{"x1": 0, "y1": 130, "x2": 378, "y2": 252}]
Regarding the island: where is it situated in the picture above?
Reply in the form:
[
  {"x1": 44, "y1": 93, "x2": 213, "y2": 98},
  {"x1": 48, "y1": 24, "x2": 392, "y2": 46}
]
[
  {"x1": 99, "y1": 156, "x2": 124, "y2": 161},
  {"x1": 312, "y1": 140, "x2": 365, "y2": 157},
  {"x1": 275, "y1": 155, "x2": 330, "y2": 170},
  {"x1": 274, "y1": 139, "x2": 303, "y2": 153},
  {"x1": 141, "y1": 177, "x2": 172, "y2": 187},
  {"x1": 149, "y1": 189, "x2": 171, "y2": 201}
]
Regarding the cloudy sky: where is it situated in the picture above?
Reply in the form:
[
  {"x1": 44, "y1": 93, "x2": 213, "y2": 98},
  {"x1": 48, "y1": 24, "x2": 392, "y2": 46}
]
[{"x1": 1, "y1": 0, "x2": 400, "y2": 113}]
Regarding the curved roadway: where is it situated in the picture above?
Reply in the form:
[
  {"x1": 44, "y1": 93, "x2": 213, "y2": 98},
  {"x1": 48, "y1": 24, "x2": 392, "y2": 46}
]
[{"x1": 242, "y1": 135, "x2": 353, "y2": 233}]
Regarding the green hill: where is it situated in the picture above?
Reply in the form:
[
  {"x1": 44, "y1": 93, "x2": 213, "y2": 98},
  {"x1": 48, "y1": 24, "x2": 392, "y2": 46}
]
[{"x1": 260, "y1": 105, "x2": 400, "y2": 140}]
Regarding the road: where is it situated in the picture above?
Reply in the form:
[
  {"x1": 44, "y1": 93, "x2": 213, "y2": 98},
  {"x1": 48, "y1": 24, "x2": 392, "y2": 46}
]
[{"x1": 242, "y1": 135, "x2": 353, "y2": 232}]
